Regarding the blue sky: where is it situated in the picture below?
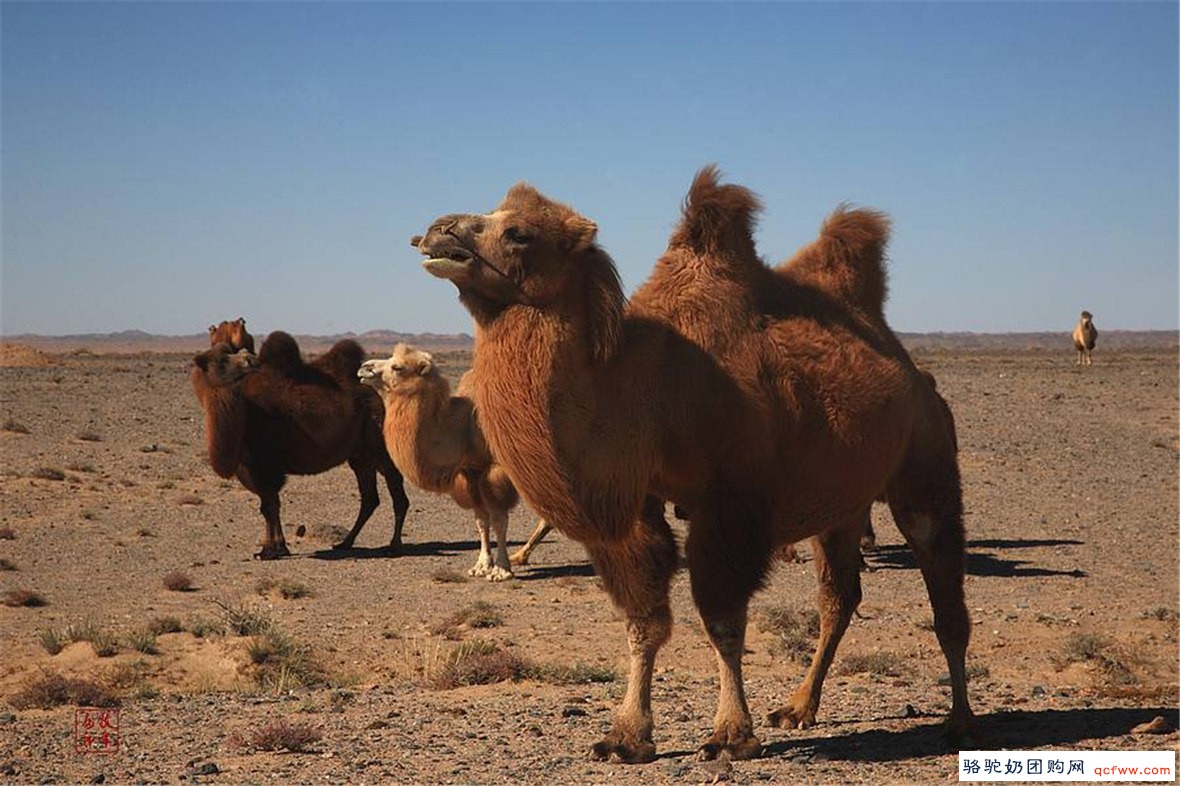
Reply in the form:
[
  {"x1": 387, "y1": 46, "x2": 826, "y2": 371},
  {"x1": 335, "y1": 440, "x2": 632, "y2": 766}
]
[{"x1": 2, "y1": 2, "x2": 1176, "y2": 337}]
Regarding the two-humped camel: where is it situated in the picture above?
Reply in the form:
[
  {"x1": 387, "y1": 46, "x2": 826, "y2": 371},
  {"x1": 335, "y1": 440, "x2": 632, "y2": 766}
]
[
  {"x1": 358, "y1": 343, "x2": 543, "y2": 580},
  {"x1": 415, "y1": 166, "x2": 971, "y2": 763},
  {"x1": 190, "y1": 331, "x2": 410, "y2": 559},
  {"x1": 1073, "y1": 310, "x2": 1098, "y2": 365}
]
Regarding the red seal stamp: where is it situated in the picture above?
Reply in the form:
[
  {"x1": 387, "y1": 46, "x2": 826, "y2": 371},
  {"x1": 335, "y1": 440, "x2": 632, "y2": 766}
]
[{"x1": 75, "y1": 707, "x2": 120, "y2": 754}]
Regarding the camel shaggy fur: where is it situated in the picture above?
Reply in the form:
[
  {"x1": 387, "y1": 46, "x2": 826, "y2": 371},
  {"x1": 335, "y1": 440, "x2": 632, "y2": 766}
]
[
  {"x1": 415, "y1": 167, "x2": 971, "y2": 763},
  {"x1": 190, "y1": 332, "x2": 410, "y2": 559},
  {"x1": 1073, "y1": 310, "x2": 1097, "y2": 365},
  {"x1": 208, "y1": 317, "x2": 255, "y2": 353},
  {"x1": 357, "y1": 343, "x2": 532, "y2": 581}
]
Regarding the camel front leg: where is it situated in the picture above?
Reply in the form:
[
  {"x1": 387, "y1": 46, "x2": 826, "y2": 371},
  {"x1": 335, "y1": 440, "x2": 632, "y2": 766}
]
[
  {"x1": 586, "y1": 499, "x2": 678, "y2": 764},
  {"x1": 483, "y1": 508, "x2": 514, "y2": 581},
  {"x1": 468, "y1": 507, "x2": 495, "y2": 578},
  {"x1": 334, "y1": 456, "x2": 380, "y2": 550}
]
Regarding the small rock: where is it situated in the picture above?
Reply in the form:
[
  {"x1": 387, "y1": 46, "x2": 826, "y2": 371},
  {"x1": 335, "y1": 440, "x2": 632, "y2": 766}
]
[
  {"x1": 1031, "y1": 685, "x2": 1047, "y2": 698},
  {"x1": 1130, "y1": 716, "x2": 1173, "y2": 735},
  {"x1": 295, "y1": 525, "x2": 307, "y2": 538},
  {"x1": 903, "y1": 704, "x2": 919, "y2": 718},
  {"x1": 561, "y1": 706, "x2": 588, "y2": 718},
  {"x1": 0, "y1": 712, "x2": 15, "y2": 724},
  {"x1": 184, "y1": 762, "x2": 219, "y2": 777},
  {"x1": 90, "y1": 775, "x2": 105, "y2": 784},
  {"x1": 365, "y1": 720, "x2": 389, "y2": 730}
]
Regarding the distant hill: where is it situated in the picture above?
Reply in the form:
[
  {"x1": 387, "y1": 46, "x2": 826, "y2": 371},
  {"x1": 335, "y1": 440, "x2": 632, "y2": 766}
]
[
  {"x1": 0, "y1": 329, "x2": 475, "y2": 355},
  {"x1": 1, "y1": 328, "x2": 1174, "y2": 356}
]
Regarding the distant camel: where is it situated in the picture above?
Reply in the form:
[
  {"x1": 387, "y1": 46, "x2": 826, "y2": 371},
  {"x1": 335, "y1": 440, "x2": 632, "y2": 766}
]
[
  {"x1": 1073, "y1": 310, "x2": 1097, "y2": 366},
  {"x1": 416, "y1": 167, "x2": 970, "y2": 762},
  {"x1": 208, "y1": 317, "x2": 255, "y2": 353},
  {"x1": 358, "y1": 343, "x2": 542, "y2": 580},
  {"x1": 190, "y1": 332, "x2": 410, "y2": 559}
]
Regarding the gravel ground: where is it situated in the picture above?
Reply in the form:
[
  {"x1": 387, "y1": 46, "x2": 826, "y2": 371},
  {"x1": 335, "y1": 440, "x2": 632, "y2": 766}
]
[{"x1": 0, "y1": 341, "x2": 1176, "y2": 784}]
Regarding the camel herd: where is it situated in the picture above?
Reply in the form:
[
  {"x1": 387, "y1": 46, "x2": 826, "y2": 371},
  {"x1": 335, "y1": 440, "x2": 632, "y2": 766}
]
[{"x1": 190, "y1": 167, "x2": 1101, "y2": 764}]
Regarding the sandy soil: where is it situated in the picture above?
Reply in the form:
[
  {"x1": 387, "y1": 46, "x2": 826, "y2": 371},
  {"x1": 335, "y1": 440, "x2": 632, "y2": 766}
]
[{"x1": 0, "y1": 341, "x2": 1176, "y2": 784}]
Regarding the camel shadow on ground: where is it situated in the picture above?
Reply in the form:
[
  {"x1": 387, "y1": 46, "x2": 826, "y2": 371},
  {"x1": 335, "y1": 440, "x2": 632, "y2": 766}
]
[
  {"x1": 865, "y1": 538, "x2": 1087, "y2": 578},
  {"x1": 309, "y1": 539, "x2": 481, "y2": 561},
  {"x1": 656, "y1": 706, "x2": 1176, "y2": 764},
  {"x1": 515, "y1": 562, "x2": 598, "y2": 581}
]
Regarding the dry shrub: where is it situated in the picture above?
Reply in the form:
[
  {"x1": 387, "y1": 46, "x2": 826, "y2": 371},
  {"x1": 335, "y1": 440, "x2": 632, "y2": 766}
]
[
  {"x1": 123, "y1": 629, "x2": 159, "y2": 655},
  {"x1": 0, "y1": 558, "x2": 18, "y2": 571},
  {"x1": 29, "y1": 467, "x2": 65, "y2": 482},
  {"x1": 1060, "y1": 632, "x2": 1110, "y2": 663},
  {"x1": 533, "y1": 662, "x2": 617, "y2": 685},
  {"x1": 255, "y1": 577, "x2": 313, "y2": 600},
  {"x1": 430, "y1": 569, "x2": 468, "y2": 584},
  {"x1": 247, "y1": 627, "x2": 324, "y2": 692},
  {"x1": 429, "y1": 639, "x2": 531, "y2": 690},
  {"x1": 147, "y1": 616, "x2": 184, "y2": 635},
  {"x1": 837, "y1": 651, "x2": 910, "y2": 677},
  {"x1": 187, "y1": 615, "x2": 226, "y2": 639},
  {"x1": 162, "y1": 571, "x2": 195, "y2": 592},
  {"x1": 76, "y1": 430, "x2": 103, "y2": 442},
  {"x1": 9, "y1": 672, "x2": 120, "y2": 710},
  {"x1": 217, "y1": 601, "x2": 274, "y2": 636},
  {"x1": 235, "y1": 719, "x2": 322, "y2": 752},
  {"x1": 0, "y1": 527, "x2": 14, "y2": 540},
  {"x1": 760, "y1": 604, "x2": 820, "y2": 664},
  {"x1": 178, "y1": 494, "x2": 203, "y2": 506},
  {"x1": 430, "y1": 601, "x2": 503, "y2": 639},
  {"x1": 3, "y1": 588, "x2": 48, "y2": 607},
  {"x1": 39, "y1": 627, "x2": 69, "y2": 655}
]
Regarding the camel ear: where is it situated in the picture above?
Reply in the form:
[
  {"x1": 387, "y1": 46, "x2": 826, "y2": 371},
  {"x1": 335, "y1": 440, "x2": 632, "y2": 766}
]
[
  {"x1": 565, "y1": 215, "x2": 598, "y2": 250},
  {"x1": 208, "y1": 325, "x2": 216, "y2": 335},
  {"x1": 236, "y1": 317, "x2": 246, "y2": 326},
  {"x1": 417, "y1": 357, "x2": 433, "y2": 376}
]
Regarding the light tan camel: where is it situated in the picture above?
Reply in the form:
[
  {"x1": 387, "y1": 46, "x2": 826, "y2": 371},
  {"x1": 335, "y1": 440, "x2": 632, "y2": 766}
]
[
  {"x1": 415, "y1": 166, "x2": 971, "y2": 763},
  {"x1": 357, "y1": 343, "x2": 535, "y2": 581},
  {"x1": 208, "y1": 317, "x2": 255, "y2": 353},
  {"x1": 190, "y1": 332, "x2": 410, "y2": 559},
  {"x1": 1072, "y1": 310, "x2": 1097, "y2": 365}
]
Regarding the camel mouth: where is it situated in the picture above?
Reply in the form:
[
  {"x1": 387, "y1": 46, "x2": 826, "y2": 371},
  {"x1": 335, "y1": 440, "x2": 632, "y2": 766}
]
[
  {"x1": 356, "y1": 362, "x2": 382, "y2": 385},
  {"x1": 422, "y1": 256, "x2": 473, "y2": 280}
]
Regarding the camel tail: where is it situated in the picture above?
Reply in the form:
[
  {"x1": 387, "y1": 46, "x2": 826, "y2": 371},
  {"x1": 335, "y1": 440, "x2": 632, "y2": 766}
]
[
  {"x1": 781, "y1": 205, "x2": 892, "y2": 318},
  {"x1": 668, "y1": 165, "x2": 762, "y2": 260}
]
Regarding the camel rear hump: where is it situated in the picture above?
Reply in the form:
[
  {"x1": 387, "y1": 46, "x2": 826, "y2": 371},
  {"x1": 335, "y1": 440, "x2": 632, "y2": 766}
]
[{"x1": 780, "y1": 206, "x2": 891, "y2": 319}]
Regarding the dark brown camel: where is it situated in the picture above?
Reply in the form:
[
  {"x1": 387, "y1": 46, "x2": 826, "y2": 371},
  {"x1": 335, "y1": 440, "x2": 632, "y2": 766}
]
[
  {"x1": 190, "y1": 332, "x2": 410, "y2": 559},
  {"x1": 414, "y1": 167, "x2": 971, "y2": 763}
]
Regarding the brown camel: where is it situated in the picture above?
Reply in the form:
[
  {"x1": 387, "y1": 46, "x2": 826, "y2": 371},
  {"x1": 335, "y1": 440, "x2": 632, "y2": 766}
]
[
  {"x1": 415, "y1": 166, "x2": 971, "y2": 763},
  {"x1": 357, "y1": 343, "x2": 543, "y2": 581},
  {"x1": 208, "y1": 317, "x2": 255, "y2": 352},
  {"x1": 190, "y1": 332, "x2": 410, "y2": 559},
  {"x1": 1072, "y1": 310, "x2": 1097, "y2": 365}
]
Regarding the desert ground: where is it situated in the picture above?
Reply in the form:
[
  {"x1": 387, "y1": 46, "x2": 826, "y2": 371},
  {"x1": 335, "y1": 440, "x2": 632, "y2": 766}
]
[{"x1": 0, "y1": 336, "x2": 1176, "y2": 784}]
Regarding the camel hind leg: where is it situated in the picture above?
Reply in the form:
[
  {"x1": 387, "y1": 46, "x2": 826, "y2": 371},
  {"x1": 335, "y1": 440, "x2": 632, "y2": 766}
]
[
  {"x1": 236, "y1": 465, "x2": 290, "y2": 560},
  {"x1": 509, "y1": 519, "x2": 551, "y2": 566},
  {"x1": 887, "y1": 452, "x2": 974, "y2": 743},
  {"x1": 767, "y1": 516, "x2": 864, "y2": 732}
]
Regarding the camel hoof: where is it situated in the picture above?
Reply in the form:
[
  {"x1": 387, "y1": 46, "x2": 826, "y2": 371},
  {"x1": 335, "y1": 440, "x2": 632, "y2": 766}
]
[
  {"x1": 508, "y1": 550, "x2": 530, "y2": 567},
  {"x1": 484, "y1": 566, "x2": 514, "y2": 582},
  {"x1": 590, "y1": 737, "x2": 657, "y2": 765},
  {"x1": 254, "y1": 543, "x2": 291, "y2": 560},
  {"x1": 942, "y1": 711, "x2": 979, "y2": 750},
  {"x1": 767, "y1": 706, "x2": 814, "y2": 730},
  {"x1": 331, "y1": 539, "x2": 355, "y2": 551}
]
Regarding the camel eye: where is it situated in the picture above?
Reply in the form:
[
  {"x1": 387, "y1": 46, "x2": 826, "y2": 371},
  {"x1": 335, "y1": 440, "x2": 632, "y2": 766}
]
[
  {"x1": 391, "y1": 364, "x2": 404, "y2": 373},
  {"x1": 503, "y1": 226, "x2": 532, "y2": 246}
]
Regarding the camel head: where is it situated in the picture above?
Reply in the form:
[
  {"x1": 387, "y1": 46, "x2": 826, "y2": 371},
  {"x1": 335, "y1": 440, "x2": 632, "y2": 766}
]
[
  {"x1": 1079, "y1": 310, "x2": 1093, "y2": 325},
  {"x1": 192, "y1": 343, "x2": 259, "y2": 387},
  {"x1": 414, "y1": 183, "x2": 625, "y2": 363},
  {"x1": 208, "y1": 317, "x2": 255, "y2": 353},
  {"x1": 357, "y1": 343, "x2": 438, "y2": 398}
]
